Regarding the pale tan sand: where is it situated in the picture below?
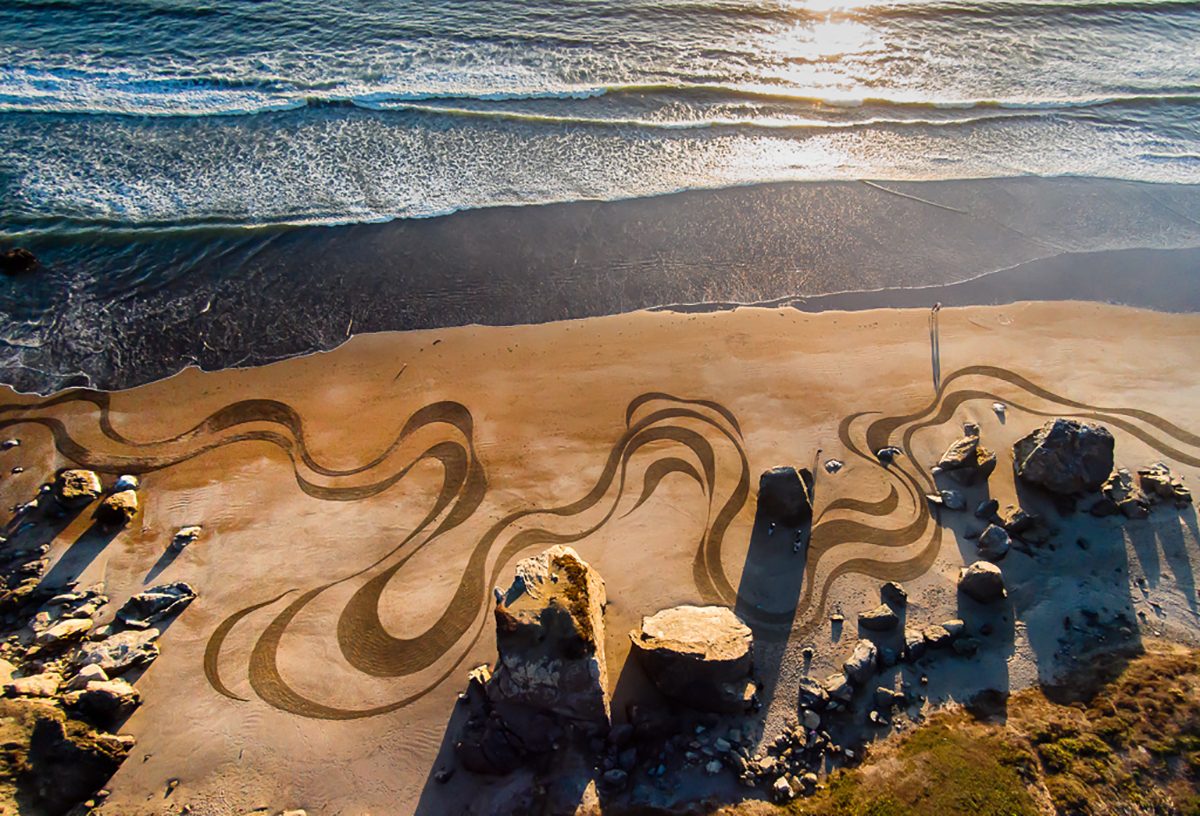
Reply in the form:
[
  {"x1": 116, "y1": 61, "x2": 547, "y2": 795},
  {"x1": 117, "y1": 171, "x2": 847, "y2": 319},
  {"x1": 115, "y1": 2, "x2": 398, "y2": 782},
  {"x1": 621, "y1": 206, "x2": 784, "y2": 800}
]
[{"x1": 0, "y1": 300, "x2": 1198, "y2": 815}]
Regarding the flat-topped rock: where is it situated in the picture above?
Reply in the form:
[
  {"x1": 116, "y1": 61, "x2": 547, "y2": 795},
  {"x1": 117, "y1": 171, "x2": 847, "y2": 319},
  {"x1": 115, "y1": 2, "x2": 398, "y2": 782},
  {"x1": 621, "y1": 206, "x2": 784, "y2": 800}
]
[
  {"x1": 937, "y1": 426, "x2": 997, "y2": 486},
  {"x1": 95, "y1": 490, "x2": 138, "y2": 526},
  {"x1": 959, "y1": 561, "x2": 1008, "y2": 603},
  {"x1": 630, "y1": 605, "x2": 756, "y2": 714}
]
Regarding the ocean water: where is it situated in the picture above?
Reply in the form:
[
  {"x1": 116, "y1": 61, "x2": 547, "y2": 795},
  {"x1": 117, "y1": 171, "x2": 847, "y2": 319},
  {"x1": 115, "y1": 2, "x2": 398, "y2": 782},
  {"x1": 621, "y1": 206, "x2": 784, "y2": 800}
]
[
  {"x1": 2, "y1": 0, "x2": 1200, "y2": 236},
  {"x1": 2, "y1": 0, "x2": 1200, "y2": 392}
]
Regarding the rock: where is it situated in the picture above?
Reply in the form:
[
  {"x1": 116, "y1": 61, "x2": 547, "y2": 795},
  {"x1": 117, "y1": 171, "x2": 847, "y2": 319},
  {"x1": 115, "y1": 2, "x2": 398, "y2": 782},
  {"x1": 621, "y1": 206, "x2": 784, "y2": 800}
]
[
  {"x1": 1, "y1": 438, "x2": 18, "y2": 450},
  {"x1": 1000, "y1": 506, "x2": 1036, "y2": 535},
  {"x1": 170, "y1": 525, "x2": 203, "y2": 551},
  {"x1": 62, "y1": 679, "x2": 142, "y2": 723},
  {"x1": 941, "y1": 619, "x2": 965, "y2": 638},
  {"x1": 113, "y1": 475, "x2": 139, "y2": 492},
  {"x1": 602, "y1": 768, "x2": 628, "y2": 790},
  {"x1": 875, "y1": 447, "x2": 903, "y2": 465},
  {"x1": 958, "y1": 561, "x2": 1007, "y2": 603},
  {"x1": 880, "y1": 581, "x2": 907, "y2": 608},
  {"x1": 4, "y1": 673, "x2": 62, "y2": 698},
  {"x1": 824, "y1": 459, "x2": 844, "y2": 474},
  {"x1": 797, "y1": 677, "x2": 829, "y2": 711},
  {"x1": 1013, "y1": 419, "x2": 1114, "y2": 495},
  {"x1": 903, "y1": 627, "x2": 926, "y2": 661},
  {"x1": 0, "y1": 659, "x2": 16, "y2": 684},
  {"x1": 822, "y1": 672, "x2": 853, "y2": 703},
  {"x1": 1138, "y1": 463, "x2": 1192, "y2": 507},
  {"x1": 0, "y1": 247, "x2": 39, "y2": 276},
  {"x1": 802, "y1": 709, "x2": 821, "y2": 730},
  {"x1": 975, "y1": 498, "x2": 1000, "y2": 520},
  {"x1": 922, "y1": 625, "x2": 953, "y2": 649},
  {"x1": 953, "y1": 638, "x2": 980, "y2": 657},
  {"x1": 938, "y1": 489, "x2": 967, "y2": 511},
  {"x1": 491, "y1": 546, "x2": 609, "y2": 726},
  {"x1": 757, "y1": 466, "x2": 815, "y2": 527},
  {"x1": 54, "y1": 470, "x2": 103, "y2": 509},
  {"x1": 75, "y1": 628, "x2": 160, "y2": 676},
  {"x1": 842, "y1": 639, "x2": 878, "y2": 686},
  {"x1": 65, "y1": 664, "x2": 109, "y2": 691},
  {"x1": 95, "y1": 490, "x2": 138, "y2": 526},
  {"x1": 874, "y1": 687, "x2": 904, "y2": 708},
  {"x1": 936, "y1": 428, "x2": 998, "y2": 486},
  {"x1": 1098, "y1": 469, "x2": 1149, "y2": 519},
  {"x1": 116, "y1": 582, "x2": 196, "y2": 629},
  {"x1": 24, "y1": 709, "x2": 132, "y2": 815},
  {"x1": 858, "y1": 604, "x2": 898, "y2": 632},
  {"x1": 704, "y1": 759, "x2": 722, "y2": 775},
  {"x1": 630, "y1": 605, "x2": 755, "y2": 714},
  {"x1": 34, "y1": 617, "x2": 92, "y2": 647},
  {"x1": 772, "y1": 775, "x2": 795, "y2": 803},
  {"x1": 976, "y1": 524, "x2": 1011, "y2": 562}
]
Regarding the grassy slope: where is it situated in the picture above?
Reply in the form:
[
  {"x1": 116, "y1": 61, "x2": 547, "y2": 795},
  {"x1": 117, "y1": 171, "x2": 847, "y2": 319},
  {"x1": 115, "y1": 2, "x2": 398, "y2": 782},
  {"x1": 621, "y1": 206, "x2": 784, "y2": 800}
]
[{"x1": 712, "y1": 642, "x2": 1200, "y2": 816}]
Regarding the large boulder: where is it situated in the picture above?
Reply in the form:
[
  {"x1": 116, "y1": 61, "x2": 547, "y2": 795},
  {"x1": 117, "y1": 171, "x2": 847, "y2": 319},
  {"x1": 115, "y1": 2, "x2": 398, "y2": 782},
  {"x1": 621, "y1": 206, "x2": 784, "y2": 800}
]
[
  {"x1": 54, "y1": 470, "x2": 102, "y2": 510},
  {"x1": 456, "y1": 546, "x2": 610, "y2": 775},
  {"x1": 489, "y1": 546, "x2": 610, "y2": 728},
  {"x1": 630, "y1": 605, "x2": 756, "y2": 714},
  {"x1": 1013, "y1": 419, "x2": 1114, "y2": 495},
  {"x1": 958, "y1": 561, "x2": 1007, "y2": 603},
  {"x1": 936, "y1": 424, "x2": 997, "y2": 486},
  {"x1": 757, "y1": 466, "x2": 815, "y2": 527},
  {"x1": 116, "y1": 582, "x2": 196, "y2": 629}
]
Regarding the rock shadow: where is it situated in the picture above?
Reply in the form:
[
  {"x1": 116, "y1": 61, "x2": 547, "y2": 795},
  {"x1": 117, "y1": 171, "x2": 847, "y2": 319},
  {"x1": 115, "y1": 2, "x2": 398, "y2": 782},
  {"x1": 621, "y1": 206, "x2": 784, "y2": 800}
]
[
  {"x1": 143, "y1": 547, "x2": 181, "y2": 585},
  {"x1": 733, "y1": 485, "x2": 810, "y2": 712},
  {"x1": 39, "y1": 522, "x2": 120, "y2": 591},
  {"x1": 1006, "y1": 481, "x2": 1143, "y2": 688}
]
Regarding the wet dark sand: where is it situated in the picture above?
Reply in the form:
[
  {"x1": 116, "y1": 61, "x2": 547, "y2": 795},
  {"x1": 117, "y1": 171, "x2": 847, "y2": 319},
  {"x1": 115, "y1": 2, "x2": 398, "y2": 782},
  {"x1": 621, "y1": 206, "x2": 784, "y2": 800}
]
[{"x1": 4, "y1": 176, "x2": 1200, "y2": 393}]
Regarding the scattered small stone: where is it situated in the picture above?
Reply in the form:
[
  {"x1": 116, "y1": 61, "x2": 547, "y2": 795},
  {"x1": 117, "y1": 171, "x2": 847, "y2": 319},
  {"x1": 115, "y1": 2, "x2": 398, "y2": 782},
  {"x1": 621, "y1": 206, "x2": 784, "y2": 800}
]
[
  {"x1": 113, "y1": 475, "x2": 140, "y2": 492},
  {"x1": 977, "y1": 524, "x2": 1011, "y2": 562},
  {"x1": 975, "y1": 498, "x2": 1000, "y2": 519},
  {"x1": 0, "y1": 439, "x2": 18, "y2": 450},
  {"x1": 10, "y1": 467, "x2": 22, "y2": 475},
  {"x1": 824, "y1": 459, "x2": 844, "y2": 474}
]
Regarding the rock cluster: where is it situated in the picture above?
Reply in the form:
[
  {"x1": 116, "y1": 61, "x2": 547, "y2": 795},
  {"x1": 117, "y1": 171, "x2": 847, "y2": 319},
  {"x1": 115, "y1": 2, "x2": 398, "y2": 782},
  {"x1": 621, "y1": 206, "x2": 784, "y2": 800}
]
[
  {"x1": 1092, "y1": 463, "x2": 1191, "y2": 518},
  {"x1": 935, "y1": 423, "x2": 997, "y2": 486},
  {"x1": 0, "y1": 466, "x2": 195, "y2": 813},
  {"x1": 1013, "y1": 418, "x2": 1114, "y2": 495},
  {"x1": 629, "y1": 605, "x2": 757, "y2": 714}
]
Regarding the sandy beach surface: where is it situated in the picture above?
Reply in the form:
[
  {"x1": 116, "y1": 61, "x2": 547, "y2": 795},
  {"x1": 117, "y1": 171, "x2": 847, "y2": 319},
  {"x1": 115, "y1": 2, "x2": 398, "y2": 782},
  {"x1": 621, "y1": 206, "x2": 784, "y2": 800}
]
[{"x1": 0, "y1": 299, "x2": 1198, "y2": 815}]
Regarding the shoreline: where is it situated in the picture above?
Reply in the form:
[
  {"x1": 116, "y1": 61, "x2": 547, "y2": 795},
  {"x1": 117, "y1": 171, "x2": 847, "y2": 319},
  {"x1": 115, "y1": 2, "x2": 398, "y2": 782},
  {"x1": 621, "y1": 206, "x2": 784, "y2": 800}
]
[{"x1": 3, "y1": 175, "x2": 1200, "y2": 394}]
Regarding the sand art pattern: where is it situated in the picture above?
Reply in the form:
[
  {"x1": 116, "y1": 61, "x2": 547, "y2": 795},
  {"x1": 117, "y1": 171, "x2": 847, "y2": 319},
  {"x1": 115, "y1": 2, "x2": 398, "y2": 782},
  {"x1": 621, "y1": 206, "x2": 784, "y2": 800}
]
[{"x1": 1, "y1": 366, "x2": 1198, "y2": 719}]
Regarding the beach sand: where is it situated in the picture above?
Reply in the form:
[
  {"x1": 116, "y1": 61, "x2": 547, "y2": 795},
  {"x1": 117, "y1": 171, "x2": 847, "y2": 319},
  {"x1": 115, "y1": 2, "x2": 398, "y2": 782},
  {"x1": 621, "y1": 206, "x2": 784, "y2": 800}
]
[{"x1": 0, "y1": 299, "x2": 1198, "y2": 814}]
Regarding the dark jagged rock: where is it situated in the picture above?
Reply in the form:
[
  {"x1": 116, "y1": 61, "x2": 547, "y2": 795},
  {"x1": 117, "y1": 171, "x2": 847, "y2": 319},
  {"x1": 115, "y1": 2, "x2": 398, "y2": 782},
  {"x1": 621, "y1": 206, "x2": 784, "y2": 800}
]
[
  {"x1": 1013, "y1": 418, "x2": 1114, "y2": 495},
  {"x1": 116, "y1": 582, "x2": 196, "y2": 630},
  {"x1": 62, "y1": 679, "x2": 142, "y2": 725},
  {"x1": 936, "y1": 425, "x2": 997, "y2": 486},
  {"x1": 75, "y1": 629, "x2": 160, "y2": 676},
  {"x1": 630, "y1": 605, "x2": 756, "y2": 714},
  {"x1": 0, "y1": 247, "x2": 38, "y2": 276},
  {"x1": 1137, "y1": 463, "x2": 1192, "y2": 508},
  {"x1": 975, "y1": 498, "x2": 1000, "y2": 520},
  {"x1": 958, "y1": 561, "x2": 1007, "y2": 603},
  {"x1": 977, "y1": 524, "x2": 1011, "y2": 562},
  {"x1": 757, "y1": 466, "x2": 815, "y2": 527}
]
